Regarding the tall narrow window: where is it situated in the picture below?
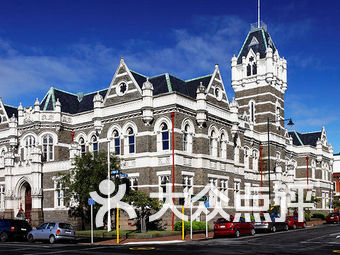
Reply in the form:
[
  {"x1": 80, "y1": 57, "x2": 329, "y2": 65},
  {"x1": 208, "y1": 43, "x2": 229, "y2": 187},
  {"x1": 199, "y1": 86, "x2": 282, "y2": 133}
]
[
  {"x1": 113, "y1": 130, "x2": 120, "y2": 155},
  {"x1": 209, "y1": 130, "x2": 217, "y2": 156},
  {"x1": 249, "y1": 101, "x2": 255, "y2": 123},
  {"x1": 219, "y1": 133, "x2": 227, "y2": 158},
  {"x1": 183, "y1": 124, "x2": 189, "y2": 152},
  {"x1": 252, "y1": 63, "x2": 257, "y2": 75},
  {"x1": 0, "y1": 185, "x2": 4, "y2": 210},
  {"x1": 160, "y1": 175, "x2": 169, "y2": 203},
  {"x1": 42, "y1": 135, "x2": 54, "y2": 162},
  {"x1": 127, "y1": 127, "x2": 135, "y2": 153},
  {"x1": 79, "y1": 137, "x2": 86, "y2": 156},
  {"x1": 91, "y1": 135, "x2": 98, "y2": 155},
  {"x1": 55, "y1": 181, "x2": 65, "y2": 208},
  {"x1": 247, "y1": 64, "x2": 251, "y2": 76},
  {"x1": 161, "y1": 123, "x2": 169, "y2": 150},
  {"x1": 24, "y1": 135, "x2": 36, "y2": 160}
]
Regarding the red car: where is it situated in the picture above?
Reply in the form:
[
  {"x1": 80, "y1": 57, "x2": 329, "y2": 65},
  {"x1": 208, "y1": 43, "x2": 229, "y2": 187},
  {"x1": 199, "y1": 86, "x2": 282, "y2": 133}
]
[
  {"x1": 285, "y1": 216, "x2": 306, "y2": 229},
  {"x1": 326, "y1": 212, "x2": 340, "y2": 224},
  {"x1": 214, "y1": 217, "x2": 255, "y2": 238}
]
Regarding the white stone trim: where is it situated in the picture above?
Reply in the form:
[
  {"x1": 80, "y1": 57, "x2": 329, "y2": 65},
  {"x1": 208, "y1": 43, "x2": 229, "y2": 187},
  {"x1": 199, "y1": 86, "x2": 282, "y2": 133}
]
[
  {"x1": 208, "y1": 174, "x2": 229, "y2": 180},
  {"x1": 156, "y1": 170, "x2": 171, "y2": 176},
  {"x1": 182, "y1": 171, "x2": 195, "y2": 176}
]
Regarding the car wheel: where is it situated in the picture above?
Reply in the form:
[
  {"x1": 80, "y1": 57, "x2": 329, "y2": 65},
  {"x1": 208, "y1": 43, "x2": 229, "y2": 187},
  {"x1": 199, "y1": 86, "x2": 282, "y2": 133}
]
[
  {"x1": 0, "y1": 232, "x2": 8, "y2": 242},
  {"x1": 27, "y1": 234, "x2": 34, "y2": 243},
  {"x1": 284, "y1": 224, "x2": 289, "y2": 231},
  {"x1": 234, "y1": 230, "x2": 240, "y2": 238},
  {"x1": 49, "y1": 235, "x2": 56, "y2": 244},
  {"x1": 271, "y1": 226, "x2": 276, "y2": 233},
  {"x1": 250, "y1": 228, "x2": 255, "y2": 236},
  {"x1": 293, "y1": 224, "x2": 297, "y2": 230}
]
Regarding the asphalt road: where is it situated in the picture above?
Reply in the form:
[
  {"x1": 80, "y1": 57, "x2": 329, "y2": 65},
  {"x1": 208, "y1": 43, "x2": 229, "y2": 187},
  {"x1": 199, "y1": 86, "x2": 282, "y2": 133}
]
[{"x1": 0, "y1": 224, "x2": 339, "y2": 255}]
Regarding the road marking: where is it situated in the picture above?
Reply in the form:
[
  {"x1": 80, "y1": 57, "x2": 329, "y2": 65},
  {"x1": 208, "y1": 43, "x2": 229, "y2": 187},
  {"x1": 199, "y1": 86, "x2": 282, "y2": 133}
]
[
  {"x1": 123, "y1": 240, "x2": 185, "y2": 245},
  {"x1": 129, "y1": 247, "x2": 156, "y2": 250}
]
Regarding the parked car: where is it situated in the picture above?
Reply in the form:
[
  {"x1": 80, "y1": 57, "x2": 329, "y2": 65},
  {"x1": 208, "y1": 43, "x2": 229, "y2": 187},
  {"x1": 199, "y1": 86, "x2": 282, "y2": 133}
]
[
  {"x1": 253, "y1": 216, "x2": 289, "y2": 233},
  {"x1": 326, "y1": 212, "x2": 340, "y2": 224},
  {"x1": 285, "y1": 216, "x2": 307, "y2": 229},
  {"x1": 214, "y1": 217, "x2": 255, "y2": 238},
  {"x1": 0, "y1": 219, "x2": 32, "y2": 242},
  {"x1": 27, "y1": 222, "x2": 76, "y2": 244}
]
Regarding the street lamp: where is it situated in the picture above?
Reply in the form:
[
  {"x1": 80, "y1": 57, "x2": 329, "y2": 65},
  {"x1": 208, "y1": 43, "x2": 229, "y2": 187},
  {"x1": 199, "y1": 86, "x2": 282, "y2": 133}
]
[{"x1": 267, "y1": 117, "x2": 294, "y2": 201}]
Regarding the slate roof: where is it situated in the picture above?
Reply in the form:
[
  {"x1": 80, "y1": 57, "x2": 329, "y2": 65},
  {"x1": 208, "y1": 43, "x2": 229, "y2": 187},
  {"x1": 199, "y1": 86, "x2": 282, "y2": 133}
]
[
  {"x1": 288, "y1": 131, "x2": 322, "y2": 147},
  {"x1": 39, "y1": 71, "x2": 213, "y2": 114},
  {"x1": 130, "y1": 71, "x2": 213, "y2": 98},
  {"x1": 4, "y1": 105, "x2": 18, "y2": 118},
  {"x1": 237, "y1": 27, "x2": 277, "y2": 64},
  {"x1": 40, "y1": 88, "x2": 107, "y2": 114}
]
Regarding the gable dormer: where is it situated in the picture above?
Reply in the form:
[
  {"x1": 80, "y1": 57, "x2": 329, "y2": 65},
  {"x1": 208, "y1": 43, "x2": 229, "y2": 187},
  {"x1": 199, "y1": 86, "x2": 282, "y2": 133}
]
[
  {"x1": 205, "y1": 64, "x2": 229, "y2": 108},
  {"x1": 103, "y1": 58, "x2": 143, "y2": 107},
  {"x1": 0, "y1": 98, "x2": 18, "y2": 128}
]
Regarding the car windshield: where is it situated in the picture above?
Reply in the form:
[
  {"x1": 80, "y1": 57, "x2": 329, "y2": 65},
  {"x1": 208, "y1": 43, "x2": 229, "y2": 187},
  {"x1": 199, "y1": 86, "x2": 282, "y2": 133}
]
[
  {"x1": 216, "y1": 218, "x2": 232, "y2": 223},
  {"x1": 329, "y1": 213, "x2": 337, "y2": 216},
  {"x1": 59, "y1": 223, "x2": 73, "y2": 229}
]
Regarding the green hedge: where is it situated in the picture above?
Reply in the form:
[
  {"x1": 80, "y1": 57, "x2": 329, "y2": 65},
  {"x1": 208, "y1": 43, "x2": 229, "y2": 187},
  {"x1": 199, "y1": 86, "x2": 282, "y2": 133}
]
[
  {"x1": 311, "y1": 212, "x2": 328, "y2": 220},
  {"x1": 174, "y1": 221, "x2": 207, "y2": 232}
]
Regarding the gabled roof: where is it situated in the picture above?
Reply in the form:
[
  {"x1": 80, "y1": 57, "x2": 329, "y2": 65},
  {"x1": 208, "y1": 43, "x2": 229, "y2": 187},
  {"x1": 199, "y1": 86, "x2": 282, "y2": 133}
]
[
  {"x1": 4, "y1": 105, "x2": 18, "y2": 119},
  {"x1": 288, "y1": 131, "x2": 322, "y2": 147},
  {"x1": 39, "y1": 70, "x2": 214, "y2": 114},
  {"x1": 237, "y1": 27, "x2": 277, "y2": 64}
]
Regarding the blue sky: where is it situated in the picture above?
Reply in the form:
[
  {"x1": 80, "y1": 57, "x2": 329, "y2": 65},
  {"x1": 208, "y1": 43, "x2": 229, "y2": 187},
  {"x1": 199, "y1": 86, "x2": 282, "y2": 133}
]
[{"x1": 0, "y1": 0, "x2": 339, "y2": 152}]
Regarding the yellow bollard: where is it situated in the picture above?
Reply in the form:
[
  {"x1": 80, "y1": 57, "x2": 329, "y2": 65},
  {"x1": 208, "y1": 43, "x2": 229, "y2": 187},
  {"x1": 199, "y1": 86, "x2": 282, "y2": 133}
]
[
  {"x1": 182, "y1": 205, "x2": 184, "y2": 240},
  {"x1": 117, "y1": 203, "x2": 119, "y2": 244}
]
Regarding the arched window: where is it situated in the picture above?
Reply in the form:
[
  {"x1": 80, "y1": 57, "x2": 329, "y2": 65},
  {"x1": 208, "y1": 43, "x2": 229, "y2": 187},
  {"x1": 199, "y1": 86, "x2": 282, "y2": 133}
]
[
  {"x1": 219, "y1": 133, "x2": 227, "y2": 159},
  {"x1": 42, "y1": 134, "x2": 54, "y2": 162},
  {"x1": 183, "y1": 124, "x2": 189, "y2": 152},
  {"x1": 234, "y1": 135, "x2": 240, "y2": 164},
  {"x1": 249, "y1": 101, "x2": 255, "y2": 123},
  {"x1": 252, "y1": 150, "x2": 259, "y2": 171},
  {"x1": 244, "y1": 147, "x2": 249, "y2": 169},
  {"x1": 24, "y1": 135, "x2": 36, "y2": 160},
  {"x1": 247, "y1": 64, "x2": 251, "y2": 76},
  {"x1": 91, "y1": 135, "x2": 98, "y2": 155},
  {"x1": 127, "y1": 127, "x2": 135, "y2": 154},
  {"x1": 209, "y1": 130, "x2": 217, "y2": 157},
  {"x1": 113, "y1": 130, "x2": 120, "y2": 155},
  {"x1": 252, "y1": 63, "x2": 257, "y2": 75},
  {"x1": 161, "y1": 123, "x2": 169, "y2": 150},
  {"x1": 79, "y1": 137, "x2": 86, "y2": 156}
]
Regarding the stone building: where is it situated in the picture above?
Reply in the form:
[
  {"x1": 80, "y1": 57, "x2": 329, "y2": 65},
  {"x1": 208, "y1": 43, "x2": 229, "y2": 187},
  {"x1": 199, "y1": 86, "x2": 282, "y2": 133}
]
[
  {"x1": 0, "y1": 22, "x2": 334, "y2": 228},
  {"x1": 333, "y1": 154, "x2": 340, "y2": 200}
]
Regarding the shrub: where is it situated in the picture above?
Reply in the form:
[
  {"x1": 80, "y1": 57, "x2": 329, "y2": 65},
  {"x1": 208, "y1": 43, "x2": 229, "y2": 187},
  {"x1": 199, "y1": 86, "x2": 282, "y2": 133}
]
[
  {"x1": 311, "y1": 212, "x2": 328, "y2": 220},
  {"x1": 304, "y1": 212, "x2": 311, "y2": 222},
  {"x1": 174, "y1": 221, "x2": 207, "y2": 232}
]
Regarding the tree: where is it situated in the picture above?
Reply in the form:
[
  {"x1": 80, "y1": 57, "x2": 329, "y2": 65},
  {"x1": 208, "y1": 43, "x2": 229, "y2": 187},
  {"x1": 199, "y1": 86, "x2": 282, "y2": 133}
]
[
  {"x1": 58, "y1": 152, "x2": 120, "y2": 230},
  {"x1": 123, "y1": 190, "x2": 161, "y2": 233}
]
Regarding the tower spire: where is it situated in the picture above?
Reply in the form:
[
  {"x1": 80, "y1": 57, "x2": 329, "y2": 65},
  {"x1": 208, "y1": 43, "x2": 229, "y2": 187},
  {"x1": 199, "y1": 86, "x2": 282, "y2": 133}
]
[{"x1": 258, "y1": 0, "x2": 260, "y2": 28}]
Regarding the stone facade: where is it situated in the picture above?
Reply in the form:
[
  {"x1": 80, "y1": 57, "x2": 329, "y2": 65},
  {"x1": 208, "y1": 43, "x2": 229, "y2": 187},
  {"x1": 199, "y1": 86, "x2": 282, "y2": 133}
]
[{"x1": 0, "y1": 24, "x2": 334, "y2": 229}]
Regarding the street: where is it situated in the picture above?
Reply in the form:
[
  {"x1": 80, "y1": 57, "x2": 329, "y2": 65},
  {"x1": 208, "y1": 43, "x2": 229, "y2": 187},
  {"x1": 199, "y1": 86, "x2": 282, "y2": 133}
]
[{"x1": 0, "y1": 224, "x2": 339, "y2": 255}]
